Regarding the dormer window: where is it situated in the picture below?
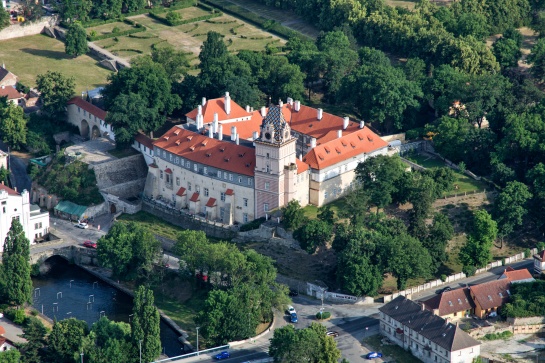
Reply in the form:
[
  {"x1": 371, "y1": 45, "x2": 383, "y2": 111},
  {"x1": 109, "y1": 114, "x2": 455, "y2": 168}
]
[{"x1": 164, "y1": 136, "x2": 169, "y2": 141}]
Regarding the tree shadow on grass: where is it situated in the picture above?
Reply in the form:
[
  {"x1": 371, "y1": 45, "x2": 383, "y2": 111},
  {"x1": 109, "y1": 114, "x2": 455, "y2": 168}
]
[{"x1": 20, "y1": 47, "x2": 70, "y2": 60}]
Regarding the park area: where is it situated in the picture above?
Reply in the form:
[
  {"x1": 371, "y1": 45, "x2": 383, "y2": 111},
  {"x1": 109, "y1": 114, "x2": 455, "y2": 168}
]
[
  {"x1": 0, "y1": 34, "x2": 112, "y2": 92},
  {"x1": 93, "y1": 9, "x2": 285, "y2": 65}
]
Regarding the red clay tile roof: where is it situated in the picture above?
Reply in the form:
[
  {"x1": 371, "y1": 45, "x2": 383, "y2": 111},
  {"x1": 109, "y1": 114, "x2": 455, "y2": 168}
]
[
  {"x1": 423, "y1": 288, "x2": 475, "y2": 316},
  {"x1": 153, "y1": 127, "x2": 255, "y2": 176},
  {"x1": 0, "y1": 326, "x2": 5, "y2": 335},
  {"x1": 0, "y1": 184, "x2": 19, "y2": 196},
  {"x1": 67, "y1": 97, "x2": 107, "y2": 120},
  {"x1": 469, "y1": 279, "x2": 511, "y2": 311},
  {"x1": 0, "y1": 86, "x2": 23, "y2": 100},
  {"x1": 220, "y1": 113, "x2": 263, "y2": 140},
  {"x1": 295, "y1": 158, "x2": 309, "y2": 174},
  {"x1": 286, "y1": 104, "x2": 361, "y2": 142},
  {"x1": 176, "y1": 187, "x2": 186, "y2": 196},
  {"x1": 206, "y1": 197, "x2": 217, "y2": 207},
  {"x1": 149, "y1": 163, "x2": 158, "y2": 168},
  {"x1": 499, "y1": 268, "x2": 534, "y2": 282},
  {"x1": 189, "y1": 192, "x2": 200, "y2": 202},
  {"x1": 303, "y1": 128, "x2": 388, "y2": 170},
  {"x1": 135, "y1": 132, "x2": 154, "y2": 150},
  {"x1": 186, "y1": 97, "x2": 252, "y2": 123},
  {"x1": 225, "y1": 189, "x2": 234, "y2": 196},
  {"x1": 165, "y1": 168, "x2": 172, "y2": 174}
]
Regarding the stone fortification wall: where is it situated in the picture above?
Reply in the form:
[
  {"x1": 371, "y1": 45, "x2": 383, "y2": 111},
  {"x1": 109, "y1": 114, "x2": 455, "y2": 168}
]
[
  {"x1": 0, "y1": 16, "x2": 58, "y2": 40},
  {"x1": 92, "y1": 154, "x2": 148, "y2": 189}
]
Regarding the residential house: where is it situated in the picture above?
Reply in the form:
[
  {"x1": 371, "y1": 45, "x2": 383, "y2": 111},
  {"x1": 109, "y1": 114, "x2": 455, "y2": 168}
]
[
  {"x1": 469, "y1": 279, "x2": 511, "y2": 319},
  {"x1": 66, "y1": 97, "x2": 115, "y2": 141},
  {"x1": 0, "y1": 85, "x2": 24, "y2": 106},
  {"x1": 0, "y1": 325, "x2": 16, "y2": 352},
  {"x1": 498, "y1": 266, "x2": 534, "y2": 284},
  {"x1": 533, "y1": 250, "x2": 545, "y2": 275},
  {"x1": 0, "y1": 184, "x2": 50, "y2": 253},
  {"x1": 379, "y1": 296, "x2": 480, "y2": 363},
  {"x1": 0, "y1": 64, "x2": 17, "y2": 88},
  {"x1": 422, "y1": 288, "x2": 475, "y2": 321}
]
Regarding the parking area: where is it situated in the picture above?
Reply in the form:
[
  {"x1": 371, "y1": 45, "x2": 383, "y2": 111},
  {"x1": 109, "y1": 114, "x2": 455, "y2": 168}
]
[{"x1": 65, "y1": 138, "x2": 117, "y2": 165}]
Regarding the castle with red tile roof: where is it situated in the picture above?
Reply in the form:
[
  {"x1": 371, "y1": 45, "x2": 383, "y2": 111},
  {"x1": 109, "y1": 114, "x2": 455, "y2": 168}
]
[{"x1": 142, "y1": 93, "x2": 388, "y2": 224}]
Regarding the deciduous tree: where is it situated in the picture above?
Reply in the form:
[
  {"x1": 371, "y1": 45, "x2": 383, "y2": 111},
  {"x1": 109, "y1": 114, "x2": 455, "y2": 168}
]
[
  {"x1": 65, "y1": 22, "x2": 89, "y2": 57},
  {"x1": 0, "y1": 97, "x2": 27, "y2": 150},
  {"x1": 0, "y1": 349, "x2": 21, "y2": 363},
  {"x1": 48, "y1": 319, "x2": 88, "y2": 363},
  {"x1": 281, "y1": 200, "x2": 305, "y2": 231},
  {"x1": 528, "y1": 38, "x2": 545, "y2": 83},
  {"x1": 493, "y1": 181, "x2": 532, "y2": 246},
  {"x1": 293, "y1": 219, "x2": 333, "y2": 254},
  {"x1": 0, "y1": 8, "x2": 10, "y2": 30},
  {"x1": 493, "y1": 37, "x2": 522, "y2": 69},
  {"x1": 36, "y1": 71, "x2": 75, "y2": 120},
  {"x1": 131, "y1": 286, "x2": 161, "y2": 363},
  {"x1": 1, "y1": 218, "x2": 32, "y2": 306}
]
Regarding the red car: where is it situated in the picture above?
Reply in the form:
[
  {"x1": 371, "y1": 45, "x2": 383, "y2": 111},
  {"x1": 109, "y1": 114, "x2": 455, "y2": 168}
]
[{"x1": 83, "y1": 240, "x2": 97, "y2": 249}]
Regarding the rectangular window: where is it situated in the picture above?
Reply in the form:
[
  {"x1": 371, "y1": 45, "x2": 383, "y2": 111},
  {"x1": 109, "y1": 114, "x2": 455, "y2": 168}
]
[
  {"x1": 166, "y1": 174, "x2": 170, "y2": 183},
  {"x1": 248, "y1": 178, "x2": 253, "y2": 186},
  {"x1": 243, "y1": 213, "x2": 248, "y2": 223},
  {"x1": 238, "y1": 176, "x2": 242, "y2": 183},
  {"x1": 203, "y1": 167, "x2": 208, "y2": 175},
  {"x1": 144, "y1": 146, "x2": 147, "y2": 152},
  {"x1": 35, "y1": 223, "x2": 39, "y2": 229},
  {"x1": 175, "y1": 157, "x2": 179, "y2": 164},
  {"x1": 217, "y1": 170, "x2": 221, "y2": 178},
  {"x1": 188, "y1": 182, "x2": 192, "y2": 191},
  {"x1": 264, "y1": 203, "x2": 269, "y2": 212},
  {"x1": 264, "y1": 182, "x2": 270, "y2": 190},
  {"x1": 186, "y1": 162, "x2": 191, "y2": 169},
  {"x1": 169, "y1": 154, "x2": 173, "y2": 161},
  {"x1": 224, "y1": 172, "x2": 228, "y2": 180},
  {"x1": 220, "y1": 192, "x2": 226, "y2": 202},
  {"x1": 196, "y1": 185, "x2": 200, "y2": 193},
  {"x1": 193, "y1": 164, "x2": 198, "y2": 172},
  {"x1": 324, "y1": 191, "x2": 329, "y2": 199},
  {"x1": 160, "y1": 171, "x2": 164, "y2": 179},
  {"x1": 84, "y1": 110, "x2": 87, "y2": 116},
  {"x1": 176, "y1": 177, "x2": 180, "y2": 186},
  {"x1": 39, "y1": 222, "x2": 42, "y2": 228},
  {"x1": 162, "y1": 150, "x2": 166, "y2": 158},
  {"x1": 243, "y1": 198, "x2": 248, "y2": 207},
  {"x1": 204, "y1": 188, "x2": 209, "y2": 197},
  {"x1": 78, "y1": 107, "x2": 81, "y2": 113},
  {"x1": 229, "y1": 174, "x2": 233, "y2": 181},
  {"x1": 181, "y1": 159, "x2": 185, "y2": 167}
]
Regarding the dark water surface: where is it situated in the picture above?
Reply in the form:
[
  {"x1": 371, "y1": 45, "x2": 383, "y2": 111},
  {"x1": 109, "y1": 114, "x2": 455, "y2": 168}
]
[{"x1": 31, "y1": 257, "x2": 185, "y2": 357}]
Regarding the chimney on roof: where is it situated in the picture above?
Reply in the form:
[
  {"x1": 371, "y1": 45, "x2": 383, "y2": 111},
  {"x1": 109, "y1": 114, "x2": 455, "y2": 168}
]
[
  {"x1": 279, "y1": 99, "x2": 283, "y2": 108},
  {"x1": 299, "y1": 154, "x2": 302, "y2": 161},
  {"x1": 213, "y1": 113, "x2": 219, "y2": 133},
  {"x1": 343, "y1": 117, "x2": 349, "y2": 130},
  {"x1": 224, "y1": 92, "x2": 231, "y2": 115},
  {"x1": 253, "y1": 131, "x2": 259, "y2": 140},
  {"x1": 197, "y1": 114, "x2": 203, "y2": 130},
  {"x1": 208, "y1": 126, "x2": 213, "y2": 138},
  {"x1": 360, "y1": 120, "x2": 365, "y2": 129},
  {"x1": 14, "y1": 187, "x2": 17, "y2": 192},
  {"x1": 1, "y1": 85, "x2": 4, "y2": 90},
  {"x1": 317, "y1": 108, "x2": 323, "y2": 120},
  {"x1": 337, "y1": 130, "x2": 342, "y2": 138},
  {"x1": 218, "y1": 124, "x2": 223, "y2": 140},
  {"x1": 1, "y1": 63, "x2": 4, "y2": 69},
  {"x1": 197, "y1": 105, "x2": 202, "y2": 116},
  {"x1": 261, "y1": 106, "x2": 266, "y2": 118},
  {"x1": 236, "y1": 134, "x2": 240, "y2": 145},
  {"x1": 231, "y1": 126, "x2": 237, "y2": 141},
  {"x1": 310, "y1": 137, "x2": 317, "y2": 148},
  {"x1": 294, "y1": 100, "x2": 300, "y2": 112},
  {"x1": 287, "y1": 97, "x2": 293, "y2": 105},
  {"x1": 202, "y1": 97, "x2": 206, "y2": 106},
  {"x1": 150, "y1": 131, "x2": 154, "y2": 139},
  {"x1": 1, "y1": 181, "x2": 3, "y2": 185},
  {"x1": 246, "y1": 105, "x2": 250, "y2": 113},
  {"x1": 81, "y1": 91, "x2": 84, "y2": 99}
]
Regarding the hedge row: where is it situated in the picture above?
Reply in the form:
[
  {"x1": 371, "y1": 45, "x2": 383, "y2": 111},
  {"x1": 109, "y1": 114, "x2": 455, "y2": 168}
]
[
  {"x1": 148, "y1": 7, "x2": 222, "y2": 26},
  {"x1": 87, "y1": 23, "x2": 146, "y2": 41},
  {"x1": 200, "y1": 0, "x2": 310, "y2": 41}
]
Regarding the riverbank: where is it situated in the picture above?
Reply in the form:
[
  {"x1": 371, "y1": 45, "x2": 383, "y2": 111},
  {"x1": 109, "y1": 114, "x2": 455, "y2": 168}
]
[{"x1": 77, "y1": 264, "x2": 194, "y2": 351}]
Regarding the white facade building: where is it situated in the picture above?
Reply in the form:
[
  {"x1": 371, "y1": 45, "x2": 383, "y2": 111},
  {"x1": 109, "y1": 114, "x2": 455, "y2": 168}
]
[
  {"x1": 66, "y1": 97, "x2": 115, "y2": 141},
  {"x1": 379, "y1": 296, "x2": 480, "y2": 363},
  {"x1": 0, "y1": 184, "x2": 50, "y2": 253}
]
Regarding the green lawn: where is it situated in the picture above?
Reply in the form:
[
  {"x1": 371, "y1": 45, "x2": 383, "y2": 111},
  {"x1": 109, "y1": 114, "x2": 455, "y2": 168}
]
[
  {"x1": 0, "y1": 34, "x2": 112, "y2": 92},
  {"x1": 118, "y1": 211, "x2": 184, "y2": 240},
  {"x1": 86, "y1": 21, "x2": 134, "y2": 36},
  {"x1": 363, "y1": 335, "x2": 422, "y2": 363},
  {"x1": 302, "y1": 197, "x2": 347, "y2": 220}
]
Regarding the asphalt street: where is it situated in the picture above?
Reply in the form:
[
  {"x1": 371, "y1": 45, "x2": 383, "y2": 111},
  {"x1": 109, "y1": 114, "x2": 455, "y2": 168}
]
[{"x1": 0, "y1": 139, "x2": 32, "y2": 193}]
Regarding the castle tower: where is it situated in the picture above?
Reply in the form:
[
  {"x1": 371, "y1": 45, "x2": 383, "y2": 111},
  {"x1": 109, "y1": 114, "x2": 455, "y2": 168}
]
[{"x1": 254, "y1": 105, "x2": 297, "y2": 218}]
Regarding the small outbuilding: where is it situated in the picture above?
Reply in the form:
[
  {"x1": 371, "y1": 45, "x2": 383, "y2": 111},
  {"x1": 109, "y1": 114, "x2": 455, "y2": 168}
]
[{"x1": 54, "y1": 200, "x2": 88, "y2": 221}]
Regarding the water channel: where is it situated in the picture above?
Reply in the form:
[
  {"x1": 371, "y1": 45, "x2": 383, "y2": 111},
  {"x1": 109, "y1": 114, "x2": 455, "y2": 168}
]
[{"x1": 31, "y1": 256, "x2": 185, "y2": 358}]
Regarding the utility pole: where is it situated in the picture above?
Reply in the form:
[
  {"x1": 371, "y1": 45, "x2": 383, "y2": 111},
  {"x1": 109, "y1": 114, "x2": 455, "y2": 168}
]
[
  {"x1": 196, "y1": 327, "x2": 200, "y2": 356},
  {"x1": 139, "y1": 340, "x2": 142, "y2": 363},
  {"x1": 80, "y1": 351, "x2": 83, "y2": 363}
]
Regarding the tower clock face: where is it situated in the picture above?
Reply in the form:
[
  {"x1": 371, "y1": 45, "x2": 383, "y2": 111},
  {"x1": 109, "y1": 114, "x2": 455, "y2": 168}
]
[{"x1": 265, "y1": 132, "x2": 271, "y2": 140}]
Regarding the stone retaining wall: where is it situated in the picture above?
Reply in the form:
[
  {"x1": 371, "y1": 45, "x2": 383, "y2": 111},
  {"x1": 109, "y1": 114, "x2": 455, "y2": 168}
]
[{"x1": 0, "y1": 16, "x2": 58, "y2": 40}]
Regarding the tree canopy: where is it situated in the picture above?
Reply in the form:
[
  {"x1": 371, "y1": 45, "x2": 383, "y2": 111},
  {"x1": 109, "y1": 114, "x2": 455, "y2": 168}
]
[{"x1": 1, "y1": 218, "x2": 32, "y2": 306}]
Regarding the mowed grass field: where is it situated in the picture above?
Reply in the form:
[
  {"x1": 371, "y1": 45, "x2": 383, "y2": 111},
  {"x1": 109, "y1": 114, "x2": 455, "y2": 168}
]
[
  {"x1": 0, "y1": 34, "x2": 112, "y2": 92},
  {"x1": 94, "y1": 10, "x2": 285, "y2": 63}
]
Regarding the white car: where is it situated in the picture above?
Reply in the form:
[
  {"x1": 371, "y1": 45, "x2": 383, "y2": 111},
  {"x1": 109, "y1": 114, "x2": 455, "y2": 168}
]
[
  {"x1": 287, "y1": 305, "x2": 296, "y2": 315},
  {"x1": 75, "y1": 222, "x2": 88, "y2": 229}
]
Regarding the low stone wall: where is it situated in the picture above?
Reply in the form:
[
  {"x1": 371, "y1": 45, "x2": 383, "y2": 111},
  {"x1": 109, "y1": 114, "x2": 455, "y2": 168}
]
[
  {"x1": 508, "y1": 316, "x2": 545, "y2": 325},
  {"x1": 84, "y1": 202, "x2": 109, "y2": 218},
  {"x1": 0, "y1": 16, "x2": 58, "y2": 40},
  {"x1": 235, "y1": 224, "x2": 275, "y2": 242},
  {"x1": 142, "y1": 201, "x2": 237, "y2": 240},
  {"x1": 469, "y1": 324, "x2": 545, "y2": 338}
]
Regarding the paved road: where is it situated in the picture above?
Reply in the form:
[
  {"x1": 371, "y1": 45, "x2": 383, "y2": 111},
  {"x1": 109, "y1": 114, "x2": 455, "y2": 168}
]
[
  {"x1": 412, "y1": 259, "x2": 534, "y2": 302},
  {"x1": 0, "y1": 140, "x2": 31, "y2": 193}
]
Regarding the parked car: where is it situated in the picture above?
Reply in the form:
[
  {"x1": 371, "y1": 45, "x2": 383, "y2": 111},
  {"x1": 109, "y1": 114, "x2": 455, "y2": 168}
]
[
  {"x1": 365, "y1": 352, "x2": 383, "y2": 359},
  {"x1": 83, "y1": 240, "x2": 97, "y2": 249},
  {"x1": 289, "y1": 289, "x2": 299, "y2": 297},
  {"x1": 287, "y1": 305, "x2": 296, "y2": 315},
  {"x1": 75, "y1": 222, "x2": 88, "y2": 229},
  {"x1": 290, "y1": 313, "x2": 298, "y2": 323},
  {"x1": 326, "y1": 331, "x2": 339, "y2": 338},
  {"x1": 214, "y1": 351, "x2": 230, "y2": 360}
]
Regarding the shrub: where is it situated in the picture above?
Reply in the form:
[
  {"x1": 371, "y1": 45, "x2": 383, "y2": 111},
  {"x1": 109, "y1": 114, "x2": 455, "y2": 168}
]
[
  {"x1": 537, "y1": 242, "x2": 545, "y2": 252},
  {"x1": 316, "y1": 311, "x2": 331, "y2": 319},
  {"x1": 5, "y1": 308, "x2": 28, "y2": 325},
  {"x1": 31, "y1": 263, "x2": 41, "y2": 277},
  {"x1": 462, "y1": 265, "x2": 477, "y2": 277},
  {"x1": 405, "y1": 128, "x2": 424, "y2": 140},
  {"x1": 524, "y1": 249, "x2": 532, "y2": 258},
  {"x1": 89, "y1": 30, "x2": 97, "y2": 37},
  {"x1": 440, "y1": 274, "x2": 447, "y2": 282},
  {"x1": 16, "y1": 82, "x2": 30, "y2": 94},
  {"x1": 166, "y1": 10, "x2": 181, "y2": 23},
  {"x1": 239, "y1": 217, "x2": 266, "y2": 232},
  {"x1": 112, "y1": 26, "x2": 120, "y2": 33},
  {"x1": 482, "y1": 331, "x2": 513, "y2": 340}
]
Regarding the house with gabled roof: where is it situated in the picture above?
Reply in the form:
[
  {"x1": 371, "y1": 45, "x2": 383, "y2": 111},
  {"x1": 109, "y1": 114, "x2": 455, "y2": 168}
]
[
  {"x1": 533, "y1": 250, "x2": 545, "y2": 275},
  {"x1": 0, "y1": 85, "x2": 24, "y2": 106},
  {"x1": 380, "y1": 296, "x2": 480, "y2": 363},
  {"x1": 498, "y1": 267, "x2": 534, "y2": 284},
  {"x1": 423, "y1": 287, "x2": 475, "y2": 321},
  {"x1": 66, "y1": 97, "x2": 115, "y2": 141},
  {"x1": 0, "y1": 64, "x2": 17, "y2": 88},
  {"x1": 469, "y1": 279, "x2": 511, "y2": 319}
]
